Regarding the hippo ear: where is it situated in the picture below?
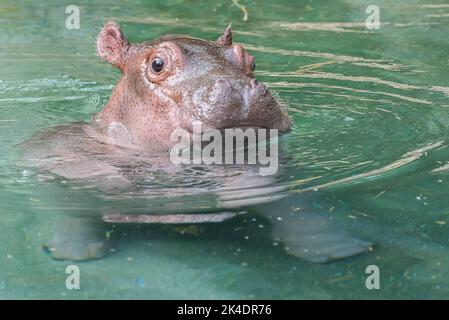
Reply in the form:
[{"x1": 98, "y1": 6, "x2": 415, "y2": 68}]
[
  {"x1": 217, "y1": 24, "x2": 233, "y2": 46},
  {"x1": 96, "y1": 21, "x2": 129, "y2": 70}
]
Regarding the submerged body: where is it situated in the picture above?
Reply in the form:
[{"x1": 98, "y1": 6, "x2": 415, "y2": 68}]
[{"x1": 22, "y1": 22, "x2": 371, "y2": 261}]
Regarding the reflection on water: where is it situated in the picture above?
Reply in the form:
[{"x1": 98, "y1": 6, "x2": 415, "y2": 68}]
[{"x1": 1, "y1": 0, "x2": 449, "y2": 299}]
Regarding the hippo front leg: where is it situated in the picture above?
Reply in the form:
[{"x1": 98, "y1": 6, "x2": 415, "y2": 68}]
[
  {"x1": 46, "y1": 215, "x2": 109, "y2": 261},
  {"x1": 254, "y1": 196, "x2": 373, "y2": 263}
]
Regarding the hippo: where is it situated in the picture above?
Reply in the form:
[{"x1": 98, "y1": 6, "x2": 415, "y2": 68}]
[{"x1": 21, "y1": 22, "x2": 372, "y2": 262}]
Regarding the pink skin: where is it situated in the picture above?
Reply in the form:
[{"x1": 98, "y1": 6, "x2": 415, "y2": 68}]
[{"x1": 93, "y1": 22, "x2": 291, "y2": 152}]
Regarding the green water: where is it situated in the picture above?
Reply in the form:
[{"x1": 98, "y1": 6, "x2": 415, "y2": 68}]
[{"x1": 1, "y1": 0, "x2": 449, "y2": 299}]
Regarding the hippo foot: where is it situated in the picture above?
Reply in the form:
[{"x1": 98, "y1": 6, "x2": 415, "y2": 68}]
[
  {"x1": 269, "y1": 211, "x2": 373, "y2": 263},
  {"x1": 47, "y1": 238, "x2": 108, "y2": 261},
  {"x1": 46, "y1": 216, "x2": 109, "y2": 261},
  {"x1": 281, "y1": 232, "x2": 373, "y2": 263},
  {"x1": 255, "y1": 200, "x2": 373, "y2": 263}
]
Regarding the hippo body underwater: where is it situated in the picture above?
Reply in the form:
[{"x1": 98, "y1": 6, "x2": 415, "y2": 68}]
[{"x1": 21, "y1": 22, "x2": 371, "y2": 262}]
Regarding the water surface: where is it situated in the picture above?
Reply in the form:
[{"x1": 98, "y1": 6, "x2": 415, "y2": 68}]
[{"x1": 1, "y1": 0, "x2": 449, "y2": 299}]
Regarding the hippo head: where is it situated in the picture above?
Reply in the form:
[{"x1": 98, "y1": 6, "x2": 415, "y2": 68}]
[{"x1": 95, "y1": 22, "x2": 291, "y2": 151}]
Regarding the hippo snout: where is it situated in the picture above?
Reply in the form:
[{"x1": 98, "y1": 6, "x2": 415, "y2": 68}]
[
  {"x1": 209, "y1": 77, "x2": 291, "y2": 132},
  {"x1": 246, "y1": 80, "x2": 292, "y2": 132},
  {"x1": 214, "y1": 78, "x2": 264, "y2": 99},
  {"x1": 213, "y1": 78, "x2": 269, "y2": 110}
]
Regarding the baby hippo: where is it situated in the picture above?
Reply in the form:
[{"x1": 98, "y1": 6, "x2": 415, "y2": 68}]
[
  {"x1": 94, "y1": 22, "x2": 291, "y2": 150},
  {"x1": 23, "y1": 22, "x2": 371, "y2": 262}
]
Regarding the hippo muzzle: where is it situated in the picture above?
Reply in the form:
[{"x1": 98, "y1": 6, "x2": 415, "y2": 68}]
[{"x1": 192, "y1": 77, "x2": 291, "y2": 132}]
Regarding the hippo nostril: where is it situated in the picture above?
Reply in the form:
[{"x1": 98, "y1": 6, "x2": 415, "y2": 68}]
[
  {"x1": 214, "y1": 79, "x2": 234, "y2": 103},
  {"x1": 249, "y1": 79, "x2": 266, "y2": 98},
  {"x1": 216, "y1": 79, "x2": 231, "y2": 89},
  {"x1": 250, "y1": 79, "x2": 258, "y2": 88}
]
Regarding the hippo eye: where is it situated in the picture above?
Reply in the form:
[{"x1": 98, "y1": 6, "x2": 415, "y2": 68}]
[
  {"x1": 146, "y1": 48, "x2": 175, "y2": 82},
  {"x1": 250, "y1": 59, "x2": 256, "y2": 72},
  {"x1": 151, "y1": 57, "x2": 165, "y2": 73}
]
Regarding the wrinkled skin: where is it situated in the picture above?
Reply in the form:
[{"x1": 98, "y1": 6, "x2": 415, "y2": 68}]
[{"x1": 21, "y1": 22, "x2": 371, "y2": 262}]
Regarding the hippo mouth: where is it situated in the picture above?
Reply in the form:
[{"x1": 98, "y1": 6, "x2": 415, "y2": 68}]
[
  {"x1": 182, "y1": 124, "x2": 270, "y2": 136},
  {"x1": 223, "y1": 125, "x2": 268, "y2": 130},
  {"x1": 216, "y1": 114, "x2": 291, "y2": 133},
  {"x1": 219, "y1": 121, "x2": 270, "y2": 131}
]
